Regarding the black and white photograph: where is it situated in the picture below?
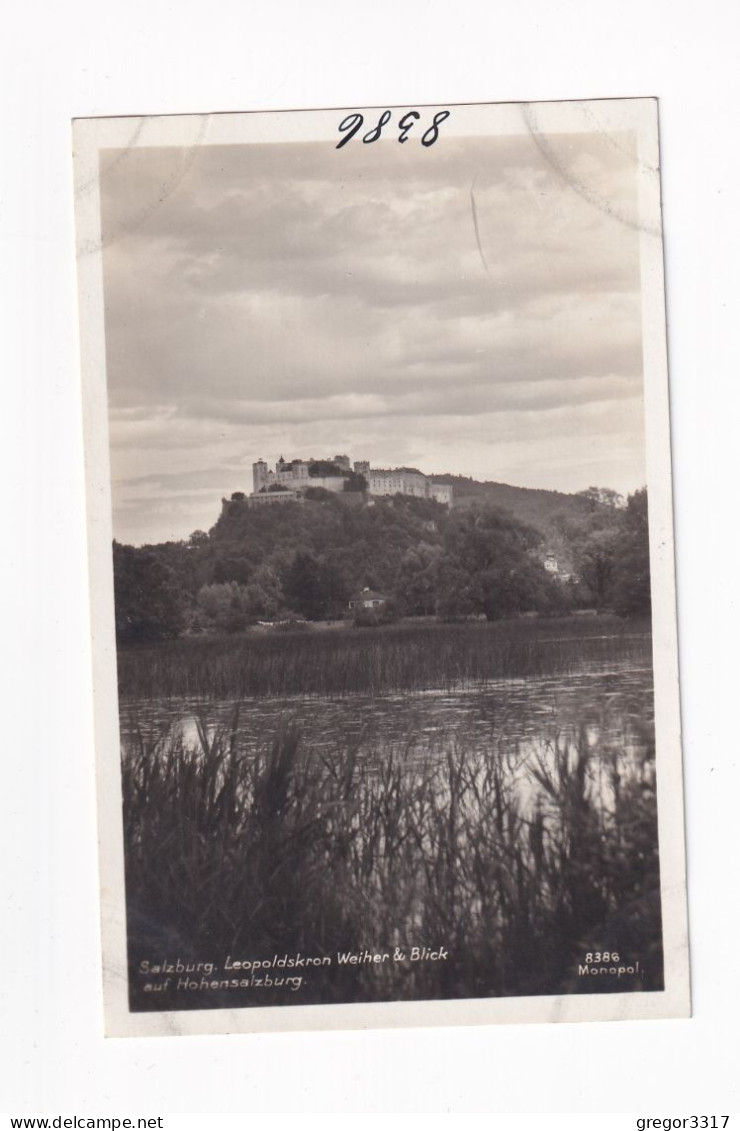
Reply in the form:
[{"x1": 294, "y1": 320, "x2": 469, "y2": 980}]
[{"x1": 73, "y1": 98, "x2": 689, "y2": 1036}]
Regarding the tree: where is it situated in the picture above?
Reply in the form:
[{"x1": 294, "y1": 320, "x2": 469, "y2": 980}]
[
  {"x1": 436, "y1": 507, "x2": 546, "y2": 621},
  {"x1": 567, "y1": 487, "x2": 650, "y2": 614},
  {"x1": 611, "y1": 488, "x2": 651, "y2": 616},
  {"x1": 576, "y1": 486, "x2": 626, "y2": 511},
  {"x1": 243, "y1": 564, "x2": 284, "y2": 620},
  {"x1": 213, "y1": 555, "x2": 253, "y2": 585},
  {"x1": 113, "y1": 542, "x2": 187, "y2": 643},
  {"x1": 433, "y1": 559, "x2": 476, "y2": 620},
  {"x1": 343, "y1": 470, "x2": 368, "y2": 493},
  {"x1": 282, "y1": 551, "x2": 349, "y2": 620},
  {"x1": 197, "y1": 581, "x2": 251, "y2": 633},
  {"x1": 303, "y1": 486, "x2": 335, "y2": 501},
  {"x1": 394, "y1": 543, "x2": 441, "y2": 616},
  {"x1": 572, "y1": 527, "x2": 622, "y2": 610},
  {"x1": 308, "y1": 460, "x2": 342, "y2": 478},
  {"x1": 188, "y1": 529, "x2": 209, "y2": 546}
]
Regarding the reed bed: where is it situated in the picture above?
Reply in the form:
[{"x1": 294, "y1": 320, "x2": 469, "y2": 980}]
[
  {"x1": 123, "y1": 710, "x2": 662, "y2": 1010},
  {"x1": 118, "y1": 617, "x2": 652, "y2": 700}
]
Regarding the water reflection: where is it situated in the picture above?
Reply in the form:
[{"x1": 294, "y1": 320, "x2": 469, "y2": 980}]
[{"x1": 120, "y1": 660, "x2": 654, "y2": 791}]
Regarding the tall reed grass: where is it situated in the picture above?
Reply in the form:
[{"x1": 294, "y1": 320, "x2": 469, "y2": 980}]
[
  {"x1": 123, "y1": 710, "x2": 662, "y2": 1010},
  {"x1": 118, "y1": 616, "x2": 652, "y2": 700}
]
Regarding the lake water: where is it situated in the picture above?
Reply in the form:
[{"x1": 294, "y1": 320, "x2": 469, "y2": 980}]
[
  {"x1": 120, "y1": 651, "x2": 662, "y2": 1006},
  {"x1": 119, "y1": 659, "x2": 655, "y2": 802}
]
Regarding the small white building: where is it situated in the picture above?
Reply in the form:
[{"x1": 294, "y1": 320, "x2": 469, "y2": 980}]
[
  {"x1": 248, "y1": 488, "x2": 304, "y2": 506},
  {"x1": 348, "y1": 587, "x2": 388, "y2": 611}
]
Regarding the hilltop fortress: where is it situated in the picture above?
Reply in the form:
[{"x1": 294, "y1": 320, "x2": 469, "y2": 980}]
[{"x1": 250, "y1": 454, "x2": 453, "y2": 506}]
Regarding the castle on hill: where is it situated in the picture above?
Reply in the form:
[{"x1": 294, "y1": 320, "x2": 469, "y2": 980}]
[{"x1": 250, "y1": 454, "x2": 453, "y2": 506}]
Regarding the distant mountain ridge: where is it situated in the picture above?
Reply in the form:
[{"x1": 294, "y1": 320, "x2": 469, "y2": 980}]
[
  {"x1": 429, "y1": 475, "x2": 611, "y2": 574},
  {"x1": 433, "y1": 474, "x2": 599, "y2": 528}
]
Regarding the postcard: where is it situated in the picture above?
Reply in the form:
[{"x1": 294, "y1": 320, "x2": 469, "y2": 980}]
[{"x1": 73, "y1": 97, "x2": 690, "y2": 1036}]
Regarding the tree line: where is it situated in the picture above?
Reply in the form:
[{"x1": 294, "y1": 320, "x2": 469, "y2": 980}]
[{"x1": 112, "y1": 487, "x2": 651, "y2": 643}]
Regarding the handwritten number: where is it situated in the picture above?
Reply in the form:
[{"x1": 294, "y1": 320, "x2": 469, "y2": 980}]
[
  {"x1": 337, "y1": 109, "x2": 450, "y2": 149},
  {"x1": 398, "y1": 111, "x2": 421, "y2": 143},
  {"x1": 336, "y1": 113, "x2": 364, "y2": 149},
  {"x1": 421, "y1": 110, "x2": 451, "y2": 147},
  {"x1": 363, "y1": 110, "x2": 392, "y2": 144}
]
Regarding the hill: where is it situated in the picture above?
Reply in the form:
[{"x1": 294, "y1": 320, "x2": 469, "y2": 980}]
[
  {"x1": 432, "y1": 474, "x2": 597, "y2": 530},
  {"x1": 431, "y1": 475, "x2": 610, "y2": 572},
  {"x1": 112, "y1": 479, "x2": 643, "y2": 641}
]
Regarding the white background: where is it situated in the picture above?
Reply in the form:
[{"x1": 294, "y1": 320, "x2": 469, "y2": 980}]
[{"x1": 2, "y1": 0, "x2": 739, "y2": 1115}]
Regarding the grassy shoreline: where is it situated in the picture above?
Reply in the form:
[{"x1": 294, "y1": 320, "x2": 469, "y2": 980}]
[
  {"x1": 123, "y1": 712, "x2": 662, "y2": 1011},
  {"x1": 117, "y1": 614, "x2": 652, "y2": 700}
]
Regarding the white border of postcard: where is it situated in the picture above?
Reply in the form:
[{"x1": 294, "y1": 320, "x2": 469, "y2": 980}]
[{"x1": 73, "y1": 96, "x2": 690, "y2": 1037}]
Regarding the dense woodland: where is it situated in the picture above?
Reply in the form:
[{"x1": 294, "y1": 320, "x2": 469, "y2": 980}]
[{"x1": 113, "y1": 482, "x2": 652, "y2": 643}]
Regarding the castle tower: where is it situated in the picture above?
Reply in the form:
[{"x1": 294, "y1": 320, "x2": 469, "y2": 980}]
[{"x1": 253, "y1": 459, "x2": 270, "y2": 493}]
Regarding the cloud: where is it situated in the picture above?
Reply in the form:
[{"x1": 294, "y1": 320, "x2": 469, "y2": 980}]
[{"x1": 100, "y1": 129, "x2": 646, "y2": 544}]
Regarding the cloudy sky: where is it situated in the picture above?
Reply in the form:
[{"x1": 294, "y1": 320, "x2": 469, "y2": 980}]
[{"x1": 100, "y1": 126, "x2": 646, "y2": 545}]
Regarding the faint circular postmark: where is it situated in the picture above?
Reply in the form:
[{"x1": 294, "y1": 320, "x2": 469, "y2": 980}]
[
  {"x1": 76, "y1": 113, "x2": 211, "y2": 257},
  {"x1": 520, "y1": 100, "x2": 661, "y2": 238}
]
